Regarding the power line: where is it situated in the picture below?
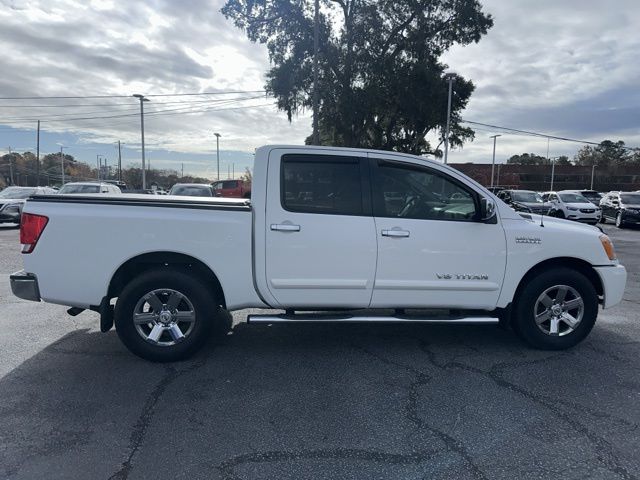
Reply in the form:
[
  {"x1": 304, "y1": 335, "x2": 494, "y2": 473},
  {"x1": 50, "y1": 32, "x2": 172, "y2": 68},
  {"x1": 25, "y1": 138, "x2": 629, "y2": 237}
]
[
  {"x1": 0, "y1": 90, "x2": 266, "y2": 100},
  {"x1": 0, "y1": 95, "x2": 267, "y2": 122},
  {"x1": 462, "y1": 119, "x2": 640, "y2": 151}
]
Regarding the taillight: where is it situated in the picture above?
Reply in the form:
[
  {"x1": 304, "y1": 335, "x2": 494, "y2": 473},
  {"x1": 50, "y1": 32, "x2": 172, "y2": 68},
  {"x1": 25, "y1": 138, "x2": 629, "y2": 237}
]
[{"x1": 20, "y1": 213, "x2": 49, "y2": 254}]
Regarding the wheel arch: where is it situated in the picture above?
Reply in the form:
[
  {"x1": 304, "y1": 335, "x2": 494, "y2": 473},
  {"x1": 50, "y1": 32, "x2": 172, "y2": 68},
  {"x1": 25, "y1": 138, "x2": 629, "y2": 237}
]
[
  {"x1": 107, "y1": 251, "x2": 226, "y2": 308},
  {"x1": 513, "y1": 257, "x2": 603, "y2": 307}
]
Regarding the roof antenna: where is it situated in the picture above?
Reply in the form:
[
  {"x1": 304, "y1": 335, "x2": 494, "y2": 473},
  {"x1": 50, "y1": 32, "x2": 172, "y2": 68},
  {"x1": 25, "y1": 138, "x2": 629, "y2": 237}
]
[{"x1": 540, "y1": 201, "x2": 545, "y2": 228}]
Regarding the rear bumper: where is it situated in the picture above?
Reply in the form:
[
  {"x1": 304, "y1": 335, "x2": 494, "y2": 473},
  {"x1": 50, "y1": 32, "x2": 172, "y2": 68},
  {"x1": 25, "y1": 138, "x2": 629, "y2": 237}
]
[
  {"x1": 594, "y1": 265, "x2": 627, "y2": 309},
  {"x1": 10, "y1": 270, "x2": 41, "y2": 302}
]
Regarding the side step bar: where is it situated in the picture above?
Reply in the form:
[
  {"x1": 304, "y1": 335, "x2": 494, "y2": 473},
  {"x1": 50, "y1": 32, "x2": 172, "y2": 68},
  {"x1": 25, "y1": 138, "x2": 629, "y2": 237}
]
[{"x1": 247, "y1": 313, "x2": 499, "y2": 325}]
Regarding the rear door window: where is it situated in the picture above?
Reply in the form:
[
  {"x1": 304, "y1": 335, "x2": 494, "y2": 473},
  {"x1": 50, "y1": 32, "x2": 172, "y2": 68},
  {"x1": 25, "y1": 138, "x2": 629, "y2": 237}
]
[{"x1": 281, "y1": 155, "x2": 366, "y2": 216}]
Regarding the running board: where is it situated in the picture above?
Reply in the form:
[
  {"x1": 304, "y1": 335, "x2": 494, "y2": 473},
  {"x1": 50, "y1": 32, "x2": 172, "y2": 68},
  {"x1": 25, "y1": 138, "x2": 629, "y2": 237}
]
[{"x1": 247, "y1": 313, "x2": 499, "y2": 324}]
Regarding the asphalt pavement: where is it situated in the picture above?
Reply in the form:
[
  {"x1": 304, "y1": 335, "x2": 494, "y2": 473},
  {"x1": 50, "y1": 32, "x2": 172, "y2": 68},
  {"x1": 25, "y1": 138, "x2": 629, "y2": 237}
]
[{"x1": 0, "y1": 222, "x2": 638, "y2": 480}]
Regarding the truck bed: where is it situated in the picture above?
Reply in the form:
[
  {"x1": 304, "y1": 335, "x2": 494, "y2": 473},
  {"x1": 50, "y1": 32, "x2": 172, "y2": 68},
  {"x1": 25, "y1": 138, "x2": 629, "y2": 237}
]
[{"x1": 21, "y1": 193, "x2": 261, "y2": 310}]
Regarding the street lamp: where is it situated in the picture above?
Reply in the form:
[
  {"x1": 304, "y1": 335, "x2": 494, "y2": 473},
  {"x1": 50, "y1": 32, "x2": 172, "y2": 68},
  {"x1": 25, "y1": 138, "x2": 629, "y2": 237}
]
[
  {"x1": 490, "y1": 134, "x2": 501, "y2": 187},
  {"x1": 96, "y1": 154, "x2": 104, "y2": 180},
  {"x1": 59, "y1": 146, "x2": 67, "y2": 185},
  {"x1": 443, "y1": 72, "x2": 456, "y2": 164},
  {"x1": 133, "y1": 94, "x2": 150, "y2": 189},
  {"x1": 214, "y1": 132, "x2": 221, "y2": 180},
  {"x1": 590, "y1": 164, "x2": 597, "y2": 190},
  {"x1": 549, "y1": 156, "x2": 561, "y2": 191}
]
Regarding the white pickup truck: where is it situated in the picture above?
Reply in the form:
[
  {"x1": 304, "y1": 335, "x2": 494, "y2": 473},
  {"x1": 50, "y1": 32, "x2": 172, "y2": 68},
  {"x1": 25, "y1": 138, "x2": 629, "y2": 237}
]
[{"x1": 11, "y1": 146, "x2": 627, "y2": 361}]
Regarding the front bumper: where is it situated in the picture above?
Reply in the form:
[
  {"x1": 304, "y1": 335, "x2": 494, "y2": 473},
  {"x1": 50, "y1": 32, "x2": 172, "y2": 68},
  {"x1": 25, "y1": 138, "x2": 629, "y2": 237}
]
[
  {"x1": 621, "y1": 211, "x2": 640, "y2": 224},
  {"x1": 10, "y1": 270, "x2": 41, "y2": 302},
  {"x1": 594, "y1": 264, "x2": 627, "y2": 309}
]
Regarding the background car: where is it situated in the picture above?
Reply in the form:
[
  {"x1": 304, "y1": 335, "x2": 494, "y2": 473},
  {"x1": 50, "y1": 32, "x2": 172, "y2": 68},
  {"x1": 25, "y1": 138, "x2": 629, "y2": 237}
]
[
  {"x1": 58, "y1": 182, "x2": 122, "y2": 194},
  {"x1": 600, "y1": 191, "x2": 640, "y2": 228},
  {"x1": 542, "y1": 190, "x2": 600, "y2": 224},
  {"x1": 563, "y1": 189, "x2": 603, "y2": 206},
  {"x1": 497, "y1": 189, "x2": 550, "y2": 214},
  {"x1": 0, "y1": 186, "x2": 57, "y2": 225},
  {"x1": 168, "y1": 183, "x2": 214, "y2": 197},
  {"x1": 211, "y1": 179, "x2": 251, "y2": 198}
]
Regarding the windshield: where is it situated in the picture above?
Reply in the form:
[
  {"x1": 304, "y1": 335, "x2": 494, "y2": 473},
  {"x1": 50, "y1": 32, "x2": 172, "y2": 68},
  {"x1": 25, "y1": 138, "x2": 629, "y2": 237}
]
[
  {"x1": 212, "y1": 181, "x2": 238, "y2": 190},
  {"x1": 621, "y1": 193, "x2": 640, "y2": 205},
  {"x1": 580, "y1": 191, "x2": 602, "y2": 201},
  {"x1": 511, "y1": 191, "x2": 543, "y2": 203},
  {"x1": 169, "y1": 185, "x2": 212, "y2": 196},
  {"x1": 0, "y1": 187, "x2": 37, "y2": 199},
  {"x1": 559, "y1": 193, "x2": 588, "y2": 203},
  {"x1": 58, "y1": 184, "x2": 100, "y2": 194}
]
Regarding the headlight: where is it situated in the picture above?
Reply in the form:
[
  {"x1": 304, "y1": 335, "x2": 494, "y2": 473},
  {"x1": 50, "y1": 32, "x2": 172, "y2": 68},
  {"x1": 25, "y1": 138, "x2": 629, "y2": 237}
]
[
  {"x1": 600, "y1": 235, "x2": 616, "y2": 261},
  {"x1": 567, "y1": 207, "x2": 578, "y2": 211}
]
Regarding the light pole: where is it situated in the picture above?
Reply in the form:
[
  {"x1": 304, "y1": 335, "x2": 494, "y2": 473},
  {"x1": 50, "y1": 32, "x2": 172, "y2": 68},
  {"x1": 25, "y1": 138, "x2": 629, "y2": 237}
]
[
  {"x1": 590, "y1": 164, "x2": 597, "y2": 190},
  {"x1": 133, "y1": 94, "x2": 149, "y2": 189},
  {"x1": 96, "y1": 154, "x2": 103, "y2": 180},
  {"x1": 59, "y1": 146, "x2": 67, "y2": 185},
  {"x1": 214, "y1": 132, "x2": 221, "y2": 180},
  {"x1": 443, "y1": 72, "x2": 456, "y2": 164},
  {"x1": 490, "y1": 134, "x2": 501, "y2": 187},
  {"x1": 550, "y1": 156, "x2": 560, "y2": 191}
]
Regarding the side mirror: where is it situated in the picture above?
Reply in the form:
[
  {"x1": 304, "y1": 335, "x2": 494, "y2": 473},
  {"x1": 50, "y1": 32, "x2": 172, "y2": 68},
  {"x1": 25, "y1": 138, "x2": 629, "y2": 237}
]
[
  {"x1": 479, "y1": 197, "x2": 497, "y2": 222},
  {"x1": 612, "y1": 199, "x2": 619, "y2": 205}
]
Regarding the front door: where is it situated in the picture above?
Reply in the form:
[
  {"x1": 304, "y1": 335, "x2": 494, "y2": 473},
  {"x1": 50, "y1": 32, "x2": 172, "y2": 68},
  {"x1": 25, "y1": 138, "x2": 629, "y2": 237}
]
[
  {"x1": 264, "y1": 150, "x2": 377, "y2": 308},
  {"x1": 368, "y1": 154, "x2": 507, "y2": 310}
]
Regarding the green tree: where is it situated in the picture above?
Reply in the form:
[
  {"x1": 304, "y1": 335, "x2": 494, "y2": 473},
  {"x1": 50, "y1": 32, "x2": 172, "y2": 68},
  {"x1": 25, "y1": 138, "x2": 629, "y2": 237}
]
[
  {"x1": 574, "y1": 140, "x2": 630, "y2": 167},
  {"x1": 222, "y1": 0, "x2": 493, "y2": 155},
  {"x1": 507, "y1": 153, "x2": 549, "y2": 165}
]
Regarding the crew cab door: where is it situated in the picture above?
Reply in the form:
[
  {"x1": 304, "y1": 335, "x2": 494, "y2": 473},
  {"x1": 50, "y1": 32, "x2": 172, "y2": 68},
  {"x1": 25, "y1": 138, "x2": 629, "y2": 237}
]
[
  {"x1": 263, "y1": 150, "x2": 377, "y2": 308},
  {"x1": 368, "y1": 154, "x2": 507, "y2": 309}
]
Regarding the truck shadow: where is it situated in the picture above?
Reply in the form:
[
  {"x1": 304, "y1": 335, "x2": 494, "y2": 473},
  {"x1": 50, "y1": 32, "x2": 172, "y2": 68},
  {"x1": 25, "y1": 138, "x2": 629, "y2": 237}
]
[{"x1": 1, "y1": 322, "x2": 638, "y2": 479}]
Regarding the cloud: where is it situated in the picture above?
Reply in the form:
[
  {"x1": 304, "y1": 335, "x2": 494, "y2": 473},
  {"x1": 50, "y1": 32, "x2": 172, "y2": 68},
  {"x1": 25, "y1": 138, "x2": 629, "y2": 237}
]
[{"x1": 0, "y1": 0, "x2": 638, "y2": 172}]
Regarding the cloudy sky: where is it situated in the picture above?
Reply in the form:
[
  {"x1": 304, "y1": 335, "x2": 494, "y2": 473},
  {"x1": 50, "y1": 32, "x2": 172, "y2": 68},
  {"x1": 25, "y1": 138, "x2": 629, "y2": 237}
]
[{"x1": 0, "y1": 0, "x2": 638, "y2": 179}]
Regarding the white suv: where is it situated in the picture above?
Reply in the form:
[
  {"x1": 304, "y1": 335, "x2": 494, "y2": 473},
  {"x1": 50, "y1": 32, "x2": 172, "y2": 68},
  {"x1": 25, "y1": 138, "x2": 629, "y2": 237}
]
[{"x1": 542, "y1": 191, "x2": 601, "y2": 225}]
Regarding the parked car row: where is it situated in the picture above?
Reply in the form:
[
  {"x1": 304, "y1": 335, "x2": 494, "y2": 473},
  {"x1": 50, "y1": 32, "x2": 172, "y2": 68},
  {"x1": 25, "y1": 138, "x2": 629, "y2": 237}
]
[{"x1": 495, "y1": 187, "x2": 640, "y2": 229}]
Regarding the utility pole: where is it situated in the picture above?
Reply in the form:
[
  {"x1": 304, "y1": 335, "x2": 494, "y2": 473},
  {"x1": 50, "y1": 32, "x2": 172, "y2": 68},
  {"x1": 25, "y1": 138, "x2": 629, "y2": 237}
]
[
  {"x1": 7, "y1": 146, "x2": 14, "y2": 185},
  {"x1": 232, "y1": 163, "x2": 235, "y2": 179},
  {"x1": 181, "y1": 163, "x2": 184, "y2": 178},
  {"x1": 214, "y1": 132, "x2": 221, "y2": 180},
  {"x1": 443, "y1": 73, "x2": 456, "y2": 164},
  {"x1": 60, "y1": 146, "x2": 66, "y2": 185},
  {"x1": 550, "y1": 157, "x2": 558, "y2": 191},
  {"x1": 133, "y1": 94, "x2": 149, "y2": 189},
  {"x1": 590, "y1": 164, "x2": 597, "y2": 190},
  {"x1": 36, "y1": 120, "x2": 40, "y2": 186},
  {"x1": 117, "y1": 141, "x2": 122, "y2": 182},
  {"x1": 490, "y1": 134, "x2": 501, "y2": 187},
  {"x1": 312, "y1": 0, "x2": 320, "y2": 145},
  {"x1": 96, "y1": 154, "x2": 102, "y2": 180}
]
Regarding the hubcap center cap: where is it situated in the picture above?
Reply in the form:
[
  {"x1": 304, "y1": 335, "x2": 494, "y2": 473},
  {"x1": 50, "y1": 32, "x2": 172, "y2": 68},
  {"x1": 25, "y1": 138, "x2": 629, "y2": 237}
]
[
  {"x1": 551, "y1": 305, "x2": 563, "y2": 316},
  {"x1": 159, "y1": 311, "x2": 173, "y2": 324}
]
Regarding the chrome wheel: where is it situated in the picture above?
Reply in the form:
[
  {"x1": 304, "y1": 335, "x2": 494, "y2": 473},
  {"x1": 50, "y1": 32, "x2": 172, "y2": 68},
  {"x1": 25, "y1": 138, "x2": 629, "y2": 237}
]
[
  {"x1": 133, "y1": 289, "x2": 196, "y2": 346},
  {"x1": 534, "y1": 285, "x2": 584, "y2": 336}
]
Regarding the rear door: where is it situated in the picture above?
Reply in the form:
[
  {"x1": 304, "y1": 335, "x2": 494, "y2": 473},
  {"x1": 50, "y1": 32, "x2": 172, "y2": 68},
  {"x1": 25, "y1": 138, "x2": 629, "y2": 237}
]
[
  {"x1": 264, "y1": 150, "x2": 377, "y2": 308},
  {"x1": 369, "y1": 154, "x2": 507, "y2": 310}
]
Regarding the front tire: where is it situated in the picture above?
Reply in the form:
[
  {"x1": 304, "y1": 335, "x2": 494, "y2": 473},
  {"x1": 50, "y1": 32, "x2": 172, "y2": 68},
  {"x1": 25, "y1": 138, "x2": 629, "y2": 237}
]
[
  {"x1": 114, "y1": 268, "x2": 226, "y2": 362},
  {"x1": 513, "y1": 268, "x2": 598, "y2": 350}
]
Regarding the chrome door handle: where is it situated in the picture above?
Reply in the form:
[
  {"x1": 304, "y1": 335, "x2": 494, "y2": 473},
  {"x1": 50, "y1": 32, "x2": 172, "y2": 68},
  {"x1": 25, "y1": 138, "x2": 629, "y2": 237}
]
[
  {"x1": 381, "y1": 229, "x2": 410, "y2": 238},
  {"x1": 271, "y1": 224, "x2": 301, "y2": 232}
]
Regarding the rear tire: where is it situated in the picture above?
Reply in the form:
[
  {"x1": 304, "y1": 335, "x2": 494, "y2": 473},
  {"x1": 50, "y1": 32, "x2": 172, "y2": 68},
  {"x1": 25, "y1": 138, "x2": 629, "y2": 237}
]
[
  {"x1": 114, "y1": 268, "x2": 228, "y2": 362},
  {"x1": 513, "y1": 268, "x2": 598, "y2": 350}
]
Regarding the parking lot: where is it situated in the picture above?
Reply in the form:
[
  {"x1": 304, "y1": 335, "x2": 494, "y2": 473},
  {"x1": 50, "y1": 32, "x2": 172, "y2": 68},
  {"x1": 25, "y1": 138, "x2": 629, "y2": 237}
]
[{"x1": 0, "y1": 223, "x2": 639, "y2": 480}]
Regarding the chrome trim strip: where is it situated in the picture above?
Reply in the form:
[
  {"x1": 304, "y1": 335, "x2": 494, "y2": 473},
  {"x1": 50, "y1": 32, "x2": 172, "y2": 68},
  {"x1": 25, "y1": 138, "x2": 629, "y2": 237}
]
[{"x1": 248, "y1": 314, "x2": 499, "y2": 324}]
